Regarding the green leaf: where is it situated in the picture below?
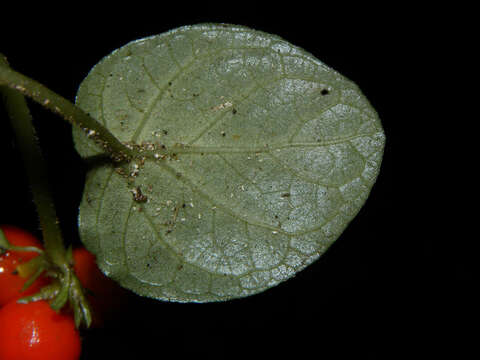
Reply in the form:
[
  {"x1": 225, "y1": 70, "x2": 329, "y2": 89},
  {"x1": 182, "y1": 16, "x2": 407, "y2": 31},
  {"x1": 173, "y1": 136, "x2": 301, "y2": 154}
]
[{"x1": 73, "y1": 24, "x2": 385, "y2": 302}]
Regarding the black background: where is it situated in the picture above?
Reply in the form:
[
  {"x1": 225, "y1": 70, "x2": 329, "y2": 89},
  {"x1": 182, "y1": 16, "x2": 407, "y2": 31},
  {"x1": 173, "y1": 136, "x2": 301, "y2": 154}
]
[{"x1": 1, "y1": 4, "x2": 465, "y2": 360}]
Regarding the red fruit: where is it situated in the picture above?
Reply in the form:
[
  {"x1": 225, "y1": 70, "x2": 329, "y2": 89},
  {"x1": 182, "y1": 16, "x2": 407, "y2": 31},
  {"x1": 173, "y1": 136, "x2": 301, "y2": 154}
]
[
  {"x1": 0, "y1": 225, "x2": 50, "y2": 306},
  {"x1": 73, "y1": 247, "x2": 128, "y2": 327},
  {"x1": 0, "y1": 300, "x2": 81, "y2": 360}
]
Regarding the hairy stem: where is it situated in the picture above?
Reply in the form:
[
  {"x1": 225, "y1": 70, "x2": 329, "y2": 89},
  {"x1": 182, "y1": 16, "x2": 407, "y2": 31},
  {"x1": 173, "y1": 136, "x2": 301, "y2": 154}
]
[
  {"x1": 0, "y1": 53, "x2": 134, "y2": 162},
  {"x1": 0, "y1": 56, "x2": 91, "y2": 327},
  {"x1": 0, "y1": 57, "x2": 68, "y2": 273}
]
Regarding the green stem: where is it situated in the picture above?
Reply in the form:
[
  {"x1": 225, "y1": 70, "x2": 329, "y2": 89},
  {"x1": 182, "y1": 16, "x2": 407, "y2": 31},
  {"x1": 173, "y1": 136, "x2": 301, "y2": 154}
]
[
  {"x1": 0, "y1": 57, "x2": 68, "y2": 274},
  {"x1": 0, "y1": 53, "x2": 134, "y2": 162},
  {"x1": 17, "y1": 282, "x2": 61, "y2": 303},
  {"x1": 1, "y1": 56, "x2": 92, "y2": 327},
  {"x1": 1, "y1": 229, "x2": 44, "y2": 255},
  {"x1": 16, "y1": 255, "x2": 48, "y2": 278}
]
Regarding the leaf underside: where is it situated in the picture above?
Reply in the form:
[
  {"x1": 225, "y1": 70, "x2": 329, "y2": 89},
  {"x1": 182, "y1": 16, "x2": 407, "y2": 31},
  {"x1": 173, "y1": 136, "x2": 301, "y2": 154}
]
[{"x1": 73, "y1": 24, "x2": 385, "y2": 302}]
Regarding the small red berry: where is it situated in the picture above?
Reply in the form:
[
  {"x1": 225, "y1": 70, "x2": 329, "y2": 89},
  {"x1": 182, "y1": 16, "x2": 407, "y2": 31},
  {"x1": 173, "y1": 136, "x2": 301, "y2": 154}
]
[
  {"x1": 73, "y1": 246, "x2": 129, "y2": 327},
  {"x1": 0, "y1": 225, "x2": 50, "y2": 306},
  {"x1": 0, "y1": 300, "x2": 81, "y2": 360}
]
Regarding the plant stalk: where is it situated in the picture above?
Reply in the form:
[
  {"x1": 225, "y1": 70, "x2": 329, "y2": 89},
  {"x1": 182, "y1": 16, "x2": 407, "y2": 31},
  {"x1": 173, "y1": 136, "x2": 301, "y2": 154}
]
[
  {"x1": 0, "y1": 53, "x2": 134, "y2": 162},
  {"x1": 0, "y1": 55, "x2": 92, "y2": 326},
  {"x1": 0, "y1": 61, "x2": 67, "y2": 273}
]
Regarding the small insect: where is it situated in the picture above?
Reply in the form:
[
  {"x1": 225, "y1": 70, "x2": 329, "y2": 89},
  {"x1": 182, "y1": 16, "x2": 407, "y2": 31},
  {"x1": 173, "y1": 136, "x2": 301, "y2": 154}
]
[{"x1": 131, "y1": 187, "x2": 148, "y2": 203}]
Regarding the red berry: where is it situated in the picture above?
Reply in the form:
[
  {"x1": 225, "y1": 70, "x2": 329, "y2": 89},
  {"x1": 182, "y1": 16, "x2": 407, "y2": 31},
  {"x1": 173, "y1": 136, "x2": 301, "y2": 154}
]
[
  {"x1": 0, "y1": 300, "x2": 81, "y2": 360},
  {"x1": 0, "y1": 225, "x2": 50, "y2": 306},
  {"x1": 73, "y1": 247, "x2": 128, "y2": 327}
]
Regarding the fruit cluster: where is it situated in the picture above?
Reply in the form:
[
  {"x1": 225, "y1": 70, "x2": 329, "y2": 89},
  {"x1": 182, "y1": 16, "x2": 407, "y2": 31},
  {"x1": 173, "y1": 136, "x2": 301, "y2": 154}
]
[{"x1": 0, "y1": 225, "x2": 127, "y2": 360}]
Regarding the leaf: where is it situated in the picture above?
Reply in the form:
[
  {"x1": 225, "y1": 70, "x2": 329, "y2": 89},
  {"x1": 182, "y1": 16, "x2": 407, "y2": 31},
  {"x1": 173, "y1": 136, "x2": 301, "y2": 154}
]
[{"x1": 72, "y1": 24, "x2": 385, "y2": 302}]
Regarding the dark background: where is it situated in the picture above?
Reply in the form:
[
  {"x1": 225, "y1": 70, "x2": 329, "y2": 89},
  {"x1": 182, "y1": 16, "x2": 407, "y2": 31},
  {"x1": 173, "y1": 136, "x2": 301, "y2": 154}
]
[{"x1": 1, "y1": 4, "x2": 464, "y2": 360}]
